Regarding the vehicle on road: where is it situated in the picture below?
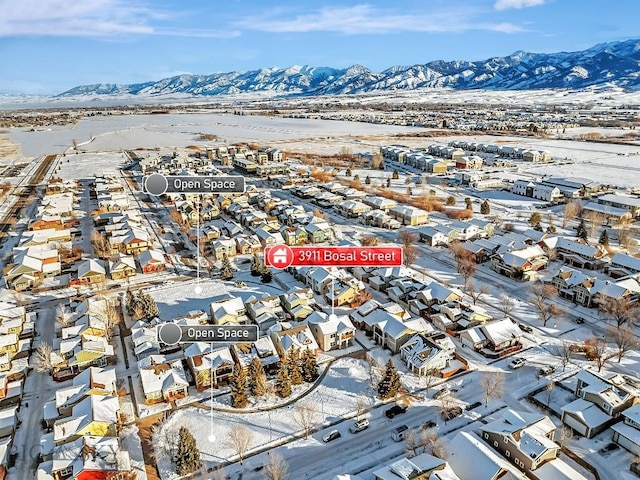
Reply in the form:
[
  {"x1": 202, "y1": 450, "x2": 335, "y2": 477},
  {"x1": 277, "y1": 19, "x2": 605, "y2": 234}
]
[
  {"x1": 518, "y1": 323, "x2": 533, "y2": 333},
  {"x1": 573, "y1": 317, "x2": 585, "y2": 324},
  {"x1": 323, "y1": 430, "x2": 341, "y2": 443},
  {"x1": 510, "y1": 357, "x2": 526, "y2": 369},
  {"x1": 349, "y1": 418, "x2": 369, "y2": 433},
  {"x1": 539, "y1": 365, "x2": 556, "y2": 376},
  {"x1": 385, "y1": 405, "x2": 408, "y2": 418},
  {"x1": 433, "y1": 388, "x2": 451, "y2": 400},
  {"x1": 391, "y1": 424, "x2": 409, "y2": 442},
  {"x1": 422, "y1": 420, "x2": 437, "y2": 429}
]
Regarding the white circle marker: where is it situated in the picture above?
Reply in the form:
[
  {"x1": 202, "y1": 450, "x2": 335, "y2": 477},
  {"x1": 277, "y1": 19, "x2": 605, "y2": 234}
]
[
  {"x1": 194, "y1": 285, "x2": 203, "y2": 295},
  {"x1": 208, "y1": 434, "x2": 216, "y2": 443}
]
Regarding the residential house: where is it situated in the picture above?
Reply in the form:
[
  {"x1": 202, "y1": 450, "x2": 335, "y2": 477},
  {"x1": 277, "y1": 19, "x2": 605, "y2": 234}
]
[
  {"x1": 373, "y1": 316, "x2": 431, "y2": 354},
  {"x1": 269, "y1": 323, "x2": 319, "y2": 358},
  {"x1": 211, "y1": 238, "x2": 237, "y2": 260},
  {"x1": 304, "y1": 221, "x2": 334, "y2": 243},
  {"x1": 561, "y1": 369, "x2": 640, "y2": 438},
  {"x1": 418, "y1": 226, "x2": 449, "y2": 247},
  {"x1": 597, "y1": 193, "x2": 640, "y2": 218},
  {"x1": 53, "y1": 394, "x2": 119, "y2": 445},
  {"x1": 612, "y1": 403, "x2": 640, "y2": 455},
  {"x1": 388, "y1": 206, "x2": 429, "y2": 226},
  {"x1": 490, "y1": 245, "x2": 548, "y2": 281},
  {"x1": 137, "y1": 249, "x2": 167, "y2": 274},
  {"x1": 130, "y1": 321, "x2": 160, "y2": 360},
  {"x1": 72, "y1": 259, "x2": 106, "y2": 286},
  {"x1": 184, "y1": 343, "x2": 235, "y2": 390},
  {"x1": 280, "y1": 226, "x2": 308, "y2": 246},
  {"x1": 335, "y1": 200, "x2": 372, "y2": 218},
  {"x1": 480, "y1": 410, "x2": 590, "y2": 480},
  {"x1": 233, "y1": 336, "x2": 280, "y2": 374},
  {"x1": 139, "y1": 355, "x2": 188, "y2": 404},
  {"x1": 280, "y1": 287, "x2": 315, "y2": 321},
  {"x1": 400, "y1": 333, "x2": 455, "y2": 377},
  {"x1": 447, "y1": 431, "x2": 526, "y2": 480},
  {"x1": 307, "y1": 312, "x2": 356, "y2": 351},
  {"x1": 373, "y1": 454, "x2": 462, "y2": 480},
  {"x1": 554, "y1": 238, "x2": 606, "y2": 270},
  {"x1": 108, "y1": 254, "x2": 137, "y2": 280},
  {"x1": 210, "y1": 295, "x2": 248, "y2": 325},
  {"x1": 607, "y1": 253, "x2": 640, "y2": 279}
]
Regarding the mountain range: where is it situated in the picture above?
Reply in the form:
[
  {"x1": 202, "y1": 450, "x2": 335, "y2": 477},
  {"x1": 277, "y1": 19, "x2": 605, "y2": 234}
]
[{"x1": 58, "y1": 39, "x2": 640, "y2": 98}]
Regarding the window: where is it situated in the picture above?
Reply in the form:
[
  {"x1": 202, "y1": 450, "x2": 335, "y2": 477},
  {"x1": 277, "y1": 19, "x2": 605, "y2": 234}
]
[
  {"x1": 505, "y1": 451, "x2": 510, "y2": 458},
  {"x1": 493, "y1": 441, "x2": 498, "y2": 447},
  {"x1": 484, "y1": 433, "x2": 489, "y2": 439}
]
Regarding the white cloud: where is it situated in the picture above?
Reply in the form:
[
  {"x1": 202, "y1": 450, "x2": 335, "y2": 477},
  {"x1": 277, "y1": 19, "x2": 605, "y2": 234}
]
[
  {"x1": 494, "y1": 0, "x2": 546, "y2": 10},
  {"x1": 233, "y1": 4, "x2": 526, "y2": 35},
  {"x1": 0, "y1": 0, "x2": 236, "y2": 38}
]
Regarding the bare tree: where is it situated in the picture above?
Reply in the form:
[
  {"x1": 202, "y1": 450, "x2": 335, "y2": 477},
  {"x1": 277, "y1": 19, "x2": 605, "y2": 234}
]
[
  {"x1": 397, "y1": 229, "x2": 419, "y2": 267},
  {"x1": 497, "y1": 294, "x2": 515, "y2": 318},
  {"x1": 585, "y1": 210, "x2": 604, "y2": 238},
  {"x1": 263, "y1": 452, "x2": 289, "y2": 480},
  {"x1": 91, "y1": 230, "x2": 112, "y2": 259},
  {"x1": 354, "y1": 394, "x2": 370, "y2": 420},
  {"x1": 589, "y1": 337, "x2": 613, "y2": 372},
  {"x1": 555, "y1": 425, "x2": 573, "y2": 448},
  {"x1": 599, "y1": 297, "x2": 633, "y2": 327},
  {"x1": 559, "y1": 340, "x2": 573, "y2": 372},
  {"x1": 480, "y1": 371, "x2": 505, "y2": 407},
  {"x1": 293, "y1": 402, "x2": 320, "y2": 440},
  {"x1": 421, "y1": 368, "x2": 439, "y2": 393},
  {"x1": 618, "y1": 228, "x2": 635, "y2": 250},
  {"x1": 529, "y1": 284, "x2": 563, "y2": 326},
  {"x1": 449, "y1": 241, "x2": 470, "y2": 273},
  {"x1": 459, "y1": 259, "x2": 477, "y2": 292},
  {"x1": 32, "y1": 342, "x2": 54, "y2": 373},
  {"x1": 545, "y1": 380, "x2": 555, "y2": 407},
  {"x1": 421, "y1": 428, "x2": 447, "y2": 459},
  {"x1": 225, "y1": 424, "x2": 253, "y2": 463},
  {"x1": 404, "y1": 430, "x2": 421, "y2": 457},
  {"x1": 466, "y1": 281, "x2": 489, "y2": 305},
  {"x1": 607, "y1": 325, "x2": 639, "y2": 363},
  {"x1": 562, "y1": 200, "x2": 582, "y2": 227},
  {"x1": 90, "y1": 301, "x2": 121, "y2": 342}
]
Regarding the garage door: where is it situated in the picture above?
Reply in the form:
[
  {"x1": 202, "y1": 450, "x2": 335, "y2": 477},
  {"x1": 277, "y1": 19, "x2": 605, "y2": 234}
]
[{"x1": 562, "y1": 414, "x2": 588, "y2": 437}]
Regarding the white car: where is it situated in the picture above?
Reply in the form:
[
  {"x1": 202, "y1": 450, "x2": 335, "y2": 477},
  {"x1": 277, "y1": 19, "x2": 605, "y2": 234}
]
[
  {"x1": 510, "y1": 358, "x2": 526, "y2": 369},
  {"x1": 349, "y1": 418, "x2": 369, "y2": 433}
]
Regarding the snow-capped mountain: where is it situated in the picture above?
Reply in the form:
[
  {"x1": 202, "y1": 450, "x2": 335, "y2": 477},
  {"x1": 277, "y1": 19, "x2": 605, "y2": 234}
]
[{"x1": 57, "y1": 39, "x2": 640, "y2": 98}]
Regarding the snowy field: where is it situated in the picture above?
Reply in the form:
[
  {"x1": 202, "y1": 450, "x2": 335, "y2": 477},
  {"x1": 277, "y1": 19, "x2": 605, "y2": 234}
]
[
  {"x1": 54, "y1": 151, "x2": 128, "y2": 179},
  {"x1": 146, "y1": 278, "x2": 284, "y2": 321}
]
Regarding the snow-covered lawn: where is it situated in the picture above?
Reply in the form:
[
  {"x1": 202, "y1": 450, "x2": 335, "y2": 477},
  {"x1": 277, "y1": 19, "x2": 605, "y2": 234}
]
[{"x1": 153, "y1": 357, "x2": 375, "y2": 479}]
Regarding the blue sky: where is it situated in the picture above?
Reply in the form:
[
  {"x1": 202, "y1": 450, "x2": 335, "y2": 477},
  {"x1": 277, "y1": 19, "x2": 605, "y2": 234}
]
[{"x1": 0, "y1": 0, "x2": 637, "y2": 94}]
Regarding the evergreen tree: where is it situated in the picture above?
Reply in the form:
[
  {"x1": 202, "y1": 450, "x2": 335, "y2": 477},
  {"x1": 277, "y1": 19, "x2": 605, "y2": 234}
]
[
  {"x1": 406, "y1": 186, "x2": 413, "y2": 196},
  {"x1": 248, "y1": 356, "x2": 267, "y2": 397},
  {"x1": 577, "y1": 218, "x2": 588, "y2": 241},
  {"x1": 546, "y1": 225, "x2": 557, "y2": 234},
  {"x1": 175, "y1": 427, "x2": 200, "y2": 475},
  {"x1": 480, "y1": 200, "x2": 490, "y2": 215},
  {"x1": 392, "y1": 169, "x2": 399, "y2": 180},
  {"x1": 230, "y1": 364, "x2": 249, "y2": 408},
  {"x1": 275, "y1": 356, "x2": 292, "y2": 398},
  {"x1": 125, "y1": 289, "x2": 135, "y2": 315},
  {"x1": 386, "y1": 178, "x2": 391, "y2": 188},
  {"x1": 464, "y1": 198, "x2": 473, "y2": 210},
  {"x1": 301, "y1": 349, "x2": 319, "y2": 382},
  {"x1": 136, "y1": 292, "x2": 159, "y2": 319},
  {"x1": 365, "y1": 176, "x2": 371, "y2": 185},
  {"x1": 250, "y1": 253, "x2": 262, "y2": 276},
  {"x1": 220, "y1": 254, "x2": 233, "y2": 281},
  {"x1": 345, "y1": 168, "x2": 352, "y2": 177},
  {"x1": 353, "y1": 174, "x2": 360, "y2": 182},
  {"x1": 261, "y1": 264, "x2": 273, "y2": 283},
  {"x1": 289, "y1": 349, "x2": 303, "y2": 385},
  {"x1": 599, "y1": 229, "x2": 609, "y2": 246},
  {"x1": 377, "y1": 359, "x2": 402, "y2": 400}
]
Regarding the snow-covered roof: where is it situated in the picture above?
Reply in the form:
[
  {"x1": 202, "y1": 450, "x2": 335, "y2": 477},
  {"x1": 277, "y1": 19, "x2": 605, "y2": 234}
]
[
  {"x1": 622, "y1": 403, "x2": 640, "y2": 425},
  {"x1": 53, "y1": 395, "x2": 119, "y2": 442},
  {"x1": 448, "y1": 431, "x2": 524, "y2": 480},
  {"x1": 534, "y1": 458, "x2": 591, "y2": 480},
  {"x1": 139, "y1": 357, "x2": 188, "y2": 394},
  {"x1": 561, "y1": 398, "x2": 612, "y2": 427}
]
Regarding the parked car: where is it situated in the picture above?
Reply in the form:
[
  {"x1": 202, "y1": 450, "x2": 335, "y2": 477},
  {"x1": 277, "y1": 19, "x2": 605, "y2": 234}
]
[
  {"x1": 518, "y1": 323, "x2": 533, "y2": 333},
  {"x1": 422, "y1": 420, "x2": 437, "y2": 429},
  {"x1": 539, "y1": 365, "x2": 556, "y2": 376},
  {"x1": 385, "y1": 405, "x2": 408, "y2": 419},
  {"x1": 510, "y1": 357, "x2": 526, "y2": 369},
  {"x1": 349, "y1": 418, "x2": 369, "y2": 433},
  {"x1": 573, "y1": 317, "x2": 585, "y2": 324},
  {"x1": 433, "y1": 388, "x2": 451, "y2": 400},
  {"x1": 323, "y1": 430, "x2": 341, "y2": 443},
  {"x1": 391, "y1": 424, "x2": 409, "y2": 442}
]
